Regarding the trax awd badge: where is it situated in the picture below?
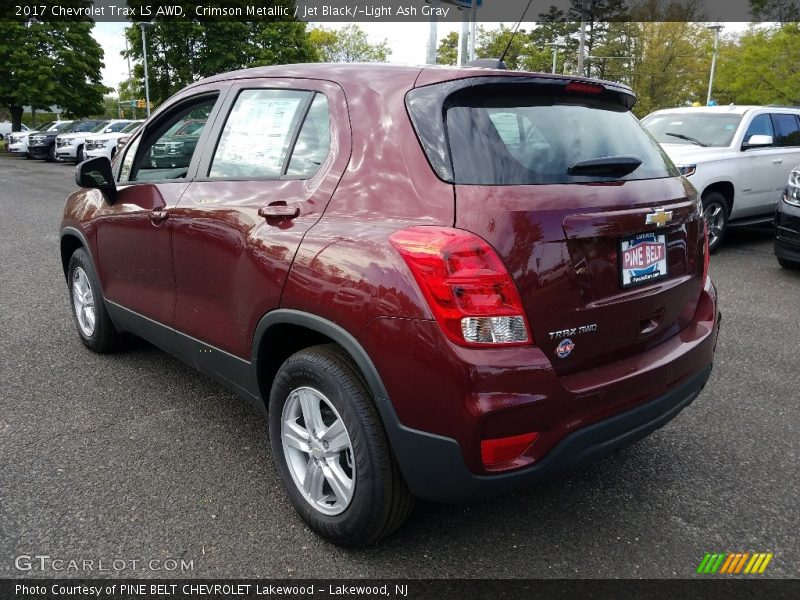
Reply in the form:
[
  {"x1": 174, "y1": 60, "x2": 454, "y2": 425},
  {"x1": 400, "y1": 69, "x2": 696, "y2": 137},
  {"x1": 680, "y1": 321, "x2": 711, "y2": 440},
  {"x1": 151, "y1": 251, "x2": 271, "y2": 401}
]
[
  {"x1": 645, "y1": 208, "x2": 674, "y2": 228},
  {"x1": 549, "y1": 324, "x2": 598, "y2": 358}
]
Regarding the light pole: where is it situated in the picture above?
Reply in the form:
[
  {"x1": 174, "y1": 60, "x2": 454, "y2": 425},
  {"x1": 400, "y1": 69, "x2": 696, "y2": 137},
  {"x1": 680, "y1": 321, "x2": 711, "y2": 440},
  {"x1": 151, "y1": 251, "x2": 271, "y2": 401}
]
[
  {"x1": 139, "y1": 22, "x2": 153, "y2": 117},
  {"x1": 546, "y1": 42, "x2": 563, "y2": 74},
  {"x1": 706, "y1": 25, "x2": 724, "y2": 106}
]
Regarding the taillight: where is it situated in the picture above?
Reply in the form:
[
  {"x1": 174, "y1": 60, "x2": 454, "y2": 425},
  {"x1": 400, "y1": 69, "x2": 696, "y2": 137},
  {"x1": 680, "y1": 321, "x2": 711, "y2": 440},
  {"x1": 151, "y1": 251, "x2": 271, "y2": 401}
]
[
  {"x1": 702, "y1": 220, "x2": 710, "y2": 285},
  {"x1": 389, "y1": 227, "x2": 532, "y2": 347}
]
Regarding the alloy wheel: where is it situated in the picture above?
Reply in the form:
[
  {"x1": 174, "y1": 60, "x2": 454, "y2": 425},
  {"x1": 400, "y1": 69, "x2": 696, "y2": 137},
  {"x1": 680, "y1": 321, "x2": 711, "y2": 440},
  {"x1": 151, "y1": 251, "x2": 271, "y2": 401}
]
[
  {"x1": 72, "y1": 267, "x2": 96, "y2": 337},
  {"x1": 703, "y1": 201, "x2": 726, "y2": 249},
  {"x1": 280, "y1": 386, "x2": 355, "y2": 516}
]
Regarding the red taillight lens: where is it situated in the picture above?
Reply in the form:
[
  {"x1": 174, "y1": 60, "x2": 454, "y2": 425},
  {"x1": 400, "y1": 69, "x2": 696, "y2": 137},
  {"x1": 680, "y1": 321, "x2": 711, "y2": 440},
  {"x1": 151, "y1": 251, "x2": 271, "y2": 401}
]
[
  {"x1": 702, "y1": 220, "x2": 710, "y2": 285},
  {"x1": 481, "y1": 432, "x2": 540, "y2": 467},
  {"x1": 389, "y1": 227, "x2": 532, "y2": 347}
]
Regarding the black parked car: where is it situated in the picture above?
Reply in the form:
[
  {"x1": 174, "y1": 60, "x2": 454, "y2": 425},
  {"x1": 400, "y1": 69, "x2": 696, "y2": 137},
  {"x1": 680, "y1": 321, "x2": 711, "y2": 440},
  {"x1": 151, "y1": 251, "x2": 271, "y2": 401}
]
[{"x1": 776, "y1": 171, "x2": 800, "y2": 269}]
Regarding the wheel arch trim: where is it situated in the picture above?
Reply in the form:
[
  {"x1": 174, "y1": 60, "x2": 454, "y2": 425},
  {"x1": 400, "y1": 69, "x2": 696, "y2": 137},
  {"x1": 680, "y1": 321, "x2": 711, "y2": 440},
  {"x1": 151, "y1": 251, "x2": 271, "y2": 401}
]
[{"x1": 251, "y1": 309, "x2": 391, "y2": 407}]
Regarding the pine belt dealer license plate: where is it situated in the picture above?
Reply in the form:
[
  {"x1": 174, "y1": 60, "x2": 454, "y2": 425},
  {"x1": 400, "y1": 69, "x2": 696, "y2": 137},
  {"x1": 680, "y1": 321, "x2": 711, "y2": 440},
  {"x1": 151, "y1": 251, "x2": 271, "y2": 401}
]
[{"x1": 620, "y1": 232, "x2": 668, "y2": 288}]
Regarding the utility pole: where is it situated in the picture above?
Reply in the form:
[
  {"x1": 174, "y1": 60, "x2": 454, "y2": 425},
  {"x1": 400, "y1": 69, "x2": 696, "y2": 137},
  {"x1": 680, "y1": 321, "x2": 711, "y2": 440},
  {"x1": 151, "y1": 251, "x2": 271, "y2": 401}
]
[
  {"x1": 546, "y1": 42, "x2": 562, "y2": 74},
  {"x1": 426, "y1": 0, "x2": 439, "y2": 64},
  {"x1": 139, "y1": 22, "x2": 153, "y2": 117},
  {"x1": 577, "y1": 1, "x2": 588, "y2": 77},
  {"x1": 706, "y1": 25, "x2": 724, "y2": 106}
]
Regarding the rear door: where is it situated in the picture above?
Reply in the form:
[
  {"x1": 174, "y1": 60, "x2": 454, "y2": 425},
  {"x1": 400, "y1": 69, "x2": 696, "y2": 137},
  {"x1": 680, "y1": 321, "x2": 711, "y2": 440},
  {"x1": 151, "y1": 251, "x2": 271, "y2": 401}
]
[
  {"x1": 432, "y1": 80, "x2": 706, "y2": 374},
  {"x1": 170, "y1": 78, "x2": 350, "y2": 361}
]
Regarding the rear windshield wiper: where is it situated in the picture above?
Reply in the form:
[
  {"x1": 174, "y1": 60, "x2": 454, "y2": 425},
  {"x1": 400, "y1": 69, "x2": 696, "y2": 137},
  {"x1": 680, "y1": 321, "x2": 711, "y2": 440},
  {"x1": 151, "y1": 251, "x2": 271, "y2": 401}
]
[
  {"x1": 665, "y1": 132, "x2": 708, "y2": 147},
  {"x1": 567, "y1": 155, "x2": 643, "y2": 177}
]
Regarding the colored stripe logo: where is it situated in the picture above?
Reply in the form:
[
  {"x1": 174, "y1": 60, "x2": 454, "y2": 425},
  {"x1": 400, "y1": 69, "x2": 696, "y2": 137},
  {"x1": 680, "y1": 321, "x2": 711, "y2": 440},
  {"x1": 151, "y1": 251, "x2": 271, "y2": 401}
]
[{"x1": 697, "y1": 552, "x2": 773, "y2": 574}]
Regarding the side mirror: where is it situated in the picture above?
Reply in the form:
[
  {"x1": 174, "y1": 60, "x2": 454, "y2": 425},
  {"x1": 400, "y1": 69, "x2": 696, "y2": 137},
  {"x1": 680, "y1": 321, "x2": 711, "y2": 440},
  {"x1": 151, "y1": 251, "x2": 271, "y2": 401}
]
[
  {"x1": 76, "y1": 156, "x2": 116, "y2": 199},
  {"x1": 743, "y1": 134, "x2": 773, "y2": 149}
]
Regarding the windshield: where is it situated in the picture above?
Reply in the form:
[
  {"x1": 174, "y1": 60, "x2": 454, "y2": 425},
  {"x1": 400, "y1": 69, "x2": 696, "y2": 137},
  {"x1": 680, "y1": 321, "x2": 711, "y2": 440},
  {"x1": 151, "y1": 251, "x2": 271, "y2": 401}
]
[
  {"x1": 444, "y1": 87, "x2": 676, "y2": 185},
  {"x1": 641, "y1": 112, "x2": 743, "y2": 147},
  {"x1": 90, "y1": 121, "x2": 111, "y2": 133},
  {"x1": 56, "y1": 122, "x2": 78, "y2": 133},
  {"x1": 175, "y1": 121, "x2": 204, "y2": 136},
  {"x1": 36, "y1": 121, "x2": 56, "y2": 131},
  {"x1": 120, "y1": 121, "x2": 142, "y2": 134},
  {"x1": 107, "y1": 121, "x2": 131, "y2": 133}
]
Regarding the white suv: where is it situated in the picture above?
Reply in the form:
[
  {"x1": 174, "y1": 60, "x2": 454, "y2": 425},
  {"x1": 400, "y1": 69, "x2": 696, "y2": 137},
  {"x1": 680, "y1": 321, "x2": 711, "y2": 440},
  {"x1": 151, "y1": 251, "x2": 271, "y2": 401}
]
[
  {"x1": 55, "y1": 119, "x2": 132, "y2": 163},
  {"x1": 7, "y1": 121, "x2": 72, "y2": 155},
  {"x1": 84, "y1": 120, "x2": 143, "y2": 160},
  {"x1": 642, "y1": 105, "x2": 800, "y2": 250}
]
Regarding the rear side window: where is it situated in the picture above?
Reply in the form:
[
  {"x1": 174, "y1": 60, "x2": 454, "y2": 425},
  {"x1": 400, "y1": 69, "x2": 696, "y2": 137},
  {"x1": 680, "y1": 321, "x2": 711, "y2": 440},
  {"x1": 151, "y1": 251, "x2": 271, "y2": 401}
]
[
  {"x1": 209, "y1": 89, "x2": 313, "y2": 179},
  {"x1": 770, "y1": 113, "x2": 800, "y2": 147},
  {"x1": 445, "y1": 87, "x2": 676, "y2": 185}
]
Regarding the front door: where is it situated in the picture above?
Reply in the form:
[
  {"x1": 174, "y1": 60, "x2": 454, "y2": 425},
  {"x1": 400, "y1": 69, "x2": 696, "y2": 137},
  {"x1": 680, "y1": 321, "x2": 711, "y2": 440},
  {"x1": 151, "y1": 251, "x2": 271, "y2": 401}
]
[{"x1": 96, "y1": 90, "x2": 226, "y2": 352}]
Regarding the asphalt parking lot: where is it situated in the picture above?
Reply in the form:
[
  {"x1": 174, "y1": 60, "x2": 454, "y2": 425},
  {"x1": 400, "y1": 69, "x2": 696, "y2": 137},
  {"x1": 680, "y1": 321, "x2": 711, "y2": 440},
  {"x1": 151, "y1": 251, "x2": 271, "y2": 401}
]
[{"x1": 1, "y1": 154, "x2": 798, "y2": 579}]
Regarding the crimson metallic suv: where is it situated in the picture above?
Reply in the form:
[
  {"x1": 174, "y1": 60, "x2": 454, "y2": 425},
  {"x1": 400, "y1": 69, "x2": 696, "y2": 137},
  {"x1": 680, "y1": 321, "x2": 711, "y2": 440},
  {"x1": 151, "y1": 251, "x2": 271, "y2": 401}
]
[{"x1": 60, "y1": 64, "x2": 720, "y2": 546}]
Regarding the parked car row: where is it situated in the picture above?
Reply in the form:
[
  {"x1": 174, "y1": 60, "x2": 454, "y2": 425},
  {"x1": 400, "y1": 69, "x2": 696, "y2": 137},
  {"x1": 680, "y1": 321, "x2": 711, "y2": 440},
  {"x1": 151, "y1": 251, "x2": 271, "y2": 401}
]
[
  {"x1": 5, "y1": 118, "x2": 144, "y2": 163},
  {"x1": 642, "y1": 104, "x2": 800, "y2": 270}
]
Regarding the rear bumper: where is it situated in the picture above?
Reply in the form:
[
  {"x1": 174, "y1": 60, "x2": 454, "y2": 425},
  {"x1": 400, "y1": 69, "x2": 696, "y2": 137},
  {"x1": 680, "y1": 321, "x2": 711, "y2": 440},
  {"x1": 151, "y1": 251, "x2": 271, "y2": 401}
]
[
  {"x1": 361, "y1": 279, "x2": 720, "y2": 502},
  {"x1": 389, "y1": 364, "x2": 712, "y2": 502}
]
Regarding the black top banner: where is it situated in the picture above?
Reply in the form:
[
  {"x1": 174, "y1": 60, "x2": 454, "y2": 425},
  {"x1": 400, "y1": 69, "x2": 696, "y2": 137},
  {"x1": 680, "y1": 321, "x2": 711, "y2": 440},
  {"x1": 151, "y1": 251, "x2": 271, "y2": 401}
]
[{"x1": 2, "y1": 0, "x2": 797, "y2": 23}]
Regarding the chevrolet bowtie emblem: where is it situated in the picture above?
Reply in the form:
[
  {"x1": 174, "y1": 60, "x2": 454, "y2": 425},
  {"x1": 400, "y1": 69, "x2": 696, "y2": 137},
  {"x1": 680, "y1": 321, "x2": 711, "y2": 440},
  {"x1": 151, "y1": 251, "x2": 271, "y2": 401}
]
[{"x1": 646, "y1": 208, "x2": 674, "y2": 227}]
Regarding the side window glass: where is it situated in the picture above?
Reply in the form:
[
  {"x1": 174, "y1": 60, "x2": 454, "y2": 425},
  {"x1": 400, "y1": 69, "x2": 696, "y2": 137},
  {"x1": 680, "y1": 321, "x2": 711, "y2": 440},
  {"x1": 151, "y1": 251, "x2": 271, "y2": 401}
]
[
  {"x1": 121, "y1": 96, "x2": 217, "y2": 183},
  {"x1": 210, "y1": 89, "x2": 311, "y2": 179},
  {"x1": 771, "y1": 114, "x2": 800, "y2": 147},
  {"x1": 286, "y1": 94, "x2": 331, "y2": 177},
  {"x1": 743, "y1": 114, "x2": 774, "y2": 144}
]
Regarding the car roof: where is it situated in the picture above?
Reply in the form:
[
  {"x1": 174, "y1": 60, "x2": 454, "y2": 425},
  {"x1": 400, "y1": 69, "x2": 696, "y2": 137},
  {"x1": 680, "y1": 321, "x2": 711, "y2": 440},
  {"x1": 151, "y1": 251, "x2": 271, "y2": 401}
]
[
  {"x1": 648, "y1": 105, "x2": 800, "y2": 116},
  {"x1": 189, "y1": 62, "x2": 631, "y2": 93}
]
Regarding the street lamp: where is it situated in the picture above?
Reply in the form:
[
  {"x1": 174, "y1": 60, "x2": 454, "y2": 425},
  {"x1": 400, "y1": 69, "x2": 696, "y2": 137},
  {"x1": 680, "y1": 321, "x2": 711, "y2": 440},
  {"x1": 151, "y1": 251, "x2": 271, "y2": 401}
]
[
  {"x1": 546, "y1": 42, "x2": 563, "y2": 74},
  {"x1": 138, "y1": 22, "x2": 153, "y2": 117},
  {"x1": 707, "y1": 24, "x2": 724, "y2": 106}
]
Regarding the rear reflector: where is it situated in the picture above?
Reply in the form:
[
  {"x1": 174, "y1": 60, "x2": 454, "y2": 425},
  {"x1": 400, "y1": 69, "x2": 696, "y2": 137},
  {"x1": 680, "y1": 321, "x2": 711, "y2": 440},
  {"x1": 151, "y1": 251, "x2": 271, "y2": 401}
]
[
  {"x1": 389, "y1": 227, "x2": 532, "y2": 347},
  {"x1": 481, "y1": 432, "x2": 540, "y2": 466}
]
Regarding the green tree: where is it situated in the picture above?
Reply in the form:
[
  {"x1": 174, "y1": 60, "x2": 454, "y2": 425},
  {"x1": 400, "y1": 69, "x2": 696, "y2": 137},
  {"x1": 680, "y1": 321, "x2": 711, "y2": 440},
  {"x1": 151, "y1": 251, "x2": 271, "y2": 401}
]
[
  {"x1": 308, "y1": 25, "x2": 391, "y2": 63},
  {"x1": 437, "y1": 31, "x2": 459, "y2": 66},
  {"x1": 123, "y1": 3, "x2": 317, "y2": 105},
  {"x1": 750, "y1": 0, "x2": 800, "y2": 22},
  {"x1": 715, "y1": 24, "x2": 800, "y2": 106},
  {"x1": 0, "y1": 20, "x2": 106, "y2": 130}
]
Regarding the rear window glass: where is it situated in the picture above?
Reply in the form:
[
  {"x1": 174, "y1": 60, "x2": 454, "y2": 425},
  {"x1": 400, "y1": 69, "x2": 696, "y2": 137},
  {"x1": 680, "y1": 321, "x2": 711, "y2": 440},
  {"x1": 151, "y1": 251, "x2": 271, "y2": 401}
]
[{"x1": 446, "y1": 88, "x2": 675, "y2": 185}]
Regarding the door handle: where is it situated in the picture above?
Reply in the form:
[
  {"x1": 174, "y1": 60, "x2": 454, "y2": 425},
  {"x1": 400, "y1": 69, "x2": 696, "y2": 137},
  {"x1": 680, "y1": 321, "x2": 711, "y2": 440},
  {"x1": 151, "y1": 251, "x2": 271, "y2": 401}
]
[
  {"x1": 258, "y1": 205, "x2": 300, "y2": 219},
  {"x1": 150, "y1": 209, "x2": 169, "y2": 223},
  {"x1": 772, "y1": 159, "x2": 783, "y2": 164}
]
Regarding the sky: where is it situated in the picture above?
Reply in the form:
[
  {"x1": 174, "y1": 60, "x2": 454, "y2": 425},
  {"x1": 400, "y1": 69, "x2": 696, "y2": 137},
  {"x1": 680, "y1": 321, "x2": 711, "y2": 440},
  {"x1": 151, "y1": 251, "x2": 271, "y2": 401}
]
[
  {"x1": 93, "y1": 21, "x2": 751, "y2": 94},
  {"x1": 93, "y1": 21, "x2": 464, "y2": 92}
]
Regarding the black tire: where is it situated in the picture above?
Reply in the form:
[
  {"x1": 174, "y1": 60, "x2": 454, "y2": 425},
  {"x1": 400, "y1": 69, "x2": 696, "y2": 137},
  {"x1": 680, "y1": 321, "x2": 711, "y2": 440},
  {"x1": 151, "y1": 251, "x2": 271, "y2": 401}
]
[
  {"x1": 269, "y1": 344, "x2": 414, "y2": 546},
  {"x1": 778, "y1": 257, "x2": 800, "y2": 270},
  {"x1": 76, "y1": 145, "x2": 84, "y2": 163},
  {"x1": 47, "y1": 144, "x2": 56, "y2": 162},
  {"x1": 702, "y1": 191, "x2": 730, "y2": 253},
  {"x1": 67, "y1": 248, "x2": 123, "y2": 353}
]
